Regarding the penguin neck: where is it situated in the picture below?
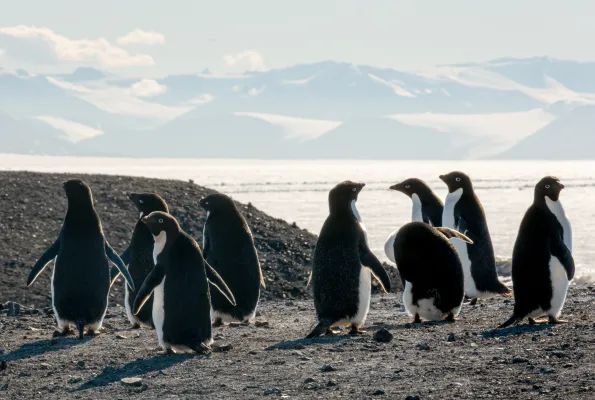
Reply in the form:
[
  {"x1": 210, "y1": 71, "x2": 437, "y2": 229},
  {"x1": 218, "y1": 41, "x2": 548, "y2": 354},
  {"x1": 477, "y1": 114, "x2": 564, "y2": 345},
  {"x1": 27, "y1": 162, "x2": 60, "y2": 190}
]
[
  {"x1": 544, "y1": 196, "x2": 567, "y2": 219},
  {"x1": 152, "y1": 231, "x2": 171, "y2": 263},
  {"x1": 411, "y1": 193, "x2": 424, "y2": 223},
  {"x1": 329, "y1": 199, "x2": 359, "y2": 221}
]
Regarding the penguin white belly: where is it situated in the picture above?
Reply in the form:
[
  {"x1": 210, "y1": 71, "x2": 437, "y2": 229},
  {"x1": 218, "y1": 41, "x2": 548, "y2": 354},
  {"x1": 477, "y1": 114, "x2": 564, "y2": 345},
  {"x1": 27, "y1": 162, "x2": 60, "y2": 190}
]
[
  {"x1": 547, "y1": 256, "x2": 570, "y2": 317},
  {"x1": 411, "y1": 194, "x2": 423, "y2": 223},
  {"x1": 545, "y1": 198, "x2": 572, "y2": 251},
  {"x1": 124, "y1": 285, "x2": 140, "y2": 327},
  {"x1": 403, "y1": 281, "x2": 454, "y2": 321},
  {"x1": 152, "y1": 277, "x2": 166, "y2": 348},
  {"x1": 351, "y1": 266, "x2": 372, "y2": 327},
  {"x1": 384, "y1": 229, "x2": 398, "y2": 264}
]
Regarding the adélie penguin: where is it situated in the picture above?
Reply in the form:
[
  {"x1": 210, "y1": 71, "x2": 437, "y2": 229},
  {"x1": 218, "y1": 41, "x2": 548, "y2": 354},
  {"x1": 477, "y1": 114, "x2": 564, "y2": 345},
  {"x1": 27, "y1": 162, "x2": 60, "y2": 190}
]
[
  {"x1": 116, "y1": 192, "x2": 170, "y2": 329},
  {"x1": 440, "y1": 171, "x2": 511, "y2": 304},
  {"x1": 26, "y1": 179, "x2": 135, "y2": 339},
  {"x1": 499, "y1": 177, "x2": 574, "y2": 328},
  {"x1": 133, "y1": 211, "x2": 236, "y2": 354},
  {"x1": 384, "y1": 178, "x2": 444, "y2": 263},
  {"x1": 199, "y1": 193, "x2": 265, "y2": 326},
  {"x1": 394, "y1": 222, "x2": 470, "y2": 323},
  {"x1": 306, "y1": 181, "x2": 391, "y2": 338}
]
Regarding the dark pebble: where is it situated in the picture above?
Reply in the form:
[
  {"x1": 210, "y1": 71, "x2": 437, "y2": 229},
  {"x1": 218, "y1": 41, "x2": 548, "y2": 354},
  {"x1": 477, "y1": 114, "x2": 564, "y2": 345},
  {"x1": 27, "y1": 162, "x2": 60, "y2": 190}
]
[
  {"x1": 304, "y1": 378, "x2": 316, "y2": 384},
  {"x1": 263, "y1": 388, "x2": 281, "y2": 395},
  {"x1": 0, "y1": 360, "x2": 7, "y2": 371},
  {"x1": 416, "y1": 343, "x2": 430, "y2": 351},
  {"x1": 447, "y1": 333, "x2": 456, "y2": 342},
  {"x1": 327, "y1": 380, "x2": 337, "y2": 387},
  {"x1": 213, "y1": 343, "x2": 233, "y2": 353},
  {"x1": 373, "y1": 328, "x2": 393, "y2": 343},
  {"x1": 405, "y1": 396, "x2": 421, "y2": 400},
  {"x1": 512, "y1": 357, "x2": 529, "y2": 364},
  {"x1": 372, "y1": 389, "x2": 385, "y2": 395},
  {"x1": 320, "y1": 365, "x2": 336, "y2": 372}
]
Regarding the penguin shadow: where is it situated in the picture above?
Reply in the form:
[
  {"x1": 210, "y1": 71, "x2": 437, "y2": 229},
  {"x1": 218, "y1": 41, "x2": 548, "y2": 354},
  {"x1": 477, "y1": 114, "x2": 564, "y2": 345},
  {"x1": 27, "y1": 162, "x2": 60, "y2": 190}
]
[
  {"x1": 1, "y1": 337, "x2": 84, "y2": 362},
  {"x1": 73, "y1": 353, "x2": 194, "y2": 392},
  {"x1": 481, "y1": 324, "x2": 553, "y2": 339},
  {"x1": 266, "y1": 334, "x2": 361, "y2": 351}
]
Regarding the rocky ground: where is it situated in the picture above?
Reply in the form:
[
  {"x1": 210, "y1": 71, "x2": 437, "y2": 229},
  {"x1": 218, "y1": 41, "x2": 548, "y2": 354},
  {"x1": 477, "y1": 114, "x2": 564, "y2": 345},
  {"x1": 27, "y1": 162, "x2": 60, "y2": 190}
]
[
  {"x1": 1, "y1": 288, "x2": 594, "y2": 399},
  {"x1": 1, "y1": 171, "x2": 593, "y2": 399}
]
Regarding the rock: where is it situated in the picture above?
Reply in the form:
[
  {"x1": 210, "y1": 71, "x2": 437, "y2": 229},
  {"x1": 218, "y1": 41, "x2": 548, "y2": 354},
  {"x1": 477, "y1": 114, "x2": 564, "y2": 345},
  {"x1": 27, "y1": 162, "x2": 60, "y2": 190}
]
[
  {"x1": 512, "y1": 357, "x2": 529, "y2": 364},
  {"x1": 416, "y1": 343, "x2": 430, "y2": 351},
  {"x1": 0, "y1": 360, "x2": 7, "y2": 371},
  {"x1": 76, "y1": 361, "x2": 85, "y2": 368},
  {"x1": 68, "y1": 377, "x2": 83, "y2": 384},
  {"x1": 405, "y1": 396, "x2": 421, "y2": 400},
  {"x1": 121, "y1": 377, "x2": 143, "y2": 387},
  {"x1": 373, "y1": 328, "x2": 393, "y2": 343},
  {"x1": 447, "y1": 333, "x2": 456, "y2": 342},
  {"x1": 115, "y1": 334, "x2": 128, "y2": 339},
  {"x1": 303, "y1": 378, "x2": 316, "y2": 384},
  {"x1": 327, "y1": 380, "x2": 338, "y2": 387},
  {"x1": 320, "y1": 365, "x2": 336, "y2": 372},
  {"x1": 372, "y1": 389, "x2": 385, "y2": 395},
  {"x1": 263, "y1": 388, "x2": 281, "y2": 395},
  {"x1": 213, "y1": 343, "x2": 233, "y2": 353},
  {"x1": 5, "y1": 301, "x2": 21, "y2": 317},
  {"x1": 255, "y1": 320, "x2": 270, "y2": 328}
]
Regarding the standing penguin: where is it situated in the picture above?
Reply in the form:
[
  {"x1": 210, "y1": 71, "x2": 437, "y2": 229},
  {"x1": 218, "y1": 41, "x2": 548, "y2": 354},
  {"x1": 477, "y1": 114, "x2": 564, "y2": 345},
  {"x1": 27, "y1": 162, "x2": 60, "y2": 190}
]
[
  {"x1": 199, "y1": 193, "x2": 265, "y2": 326},
  {"x1": 394, "y1": 222, "x2": 470, "y2": 323},
  {"x1": 499, "y1": 177, "x2": 574, "y2": 328},
  {"x1": 306, "y1": 181, "x2": 391, "y2": 338},
  {"x1": 384, "y1": 178, "x2": 444, "y2": 263},
  {"x1": 440, "y1": 171, "x2": 510, "y2": 304},
  {"x1": 26, "y1": 179, "x2": 135, "y2": 339},
  {"x1": 116, "y1": 193, "x2": 169, "y2": 329},
  {"x1": 133, "y1": 212, "x2": 236, "y2": 354}
]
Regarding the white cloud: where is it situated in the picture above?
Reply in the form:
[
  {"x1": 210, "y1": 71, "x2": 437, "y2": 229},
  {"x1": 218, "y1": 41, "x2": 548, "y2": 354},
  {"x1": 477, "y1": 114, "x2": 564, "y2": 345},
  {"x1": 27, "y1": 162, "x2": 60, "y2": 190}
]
[
  {"x1": 0, "y1": 25, "x2": 154, "y2": 67},
  {"x1": 46, "y1": 77, "x2": 191, "y2": 121},
  {"x1": 130, "y1": 79, "x2": 167, "y2": 97},
  {"x1": 117, "y1": 29, "x2": 165, "y2": 46},
  {"x1": 33, "y1": 115, "x2": 103, "y2": 142},
  {"x1": 234, "y1": 112, "x2": 342, "y2": 140},
  {"x1": 187, "y1": 94, "x2": 214, "y2": 105},
  {"x1": 222, "y1": 50, "x2": 266, "y2": 72},
  {"x1": 0, "y1": 48, "x2": 4, "y2": 57}
]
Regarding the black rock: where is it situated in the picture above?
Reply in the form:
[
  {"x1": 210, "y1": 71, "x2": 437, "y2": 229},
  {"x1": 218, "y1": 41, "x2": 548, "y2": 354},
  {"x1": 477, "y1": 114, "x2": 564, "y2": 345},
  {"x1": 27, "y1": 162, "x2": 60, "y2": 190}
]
[
  {"x1": 264, "y1": 388, "x2": 281, "y2": 395},
  {"x1": 320, "y1": 365, "x2": 336, "y2": 372},
  {"x1": 416, "y1": 343, "x2": 430, "y2": 351},
  {"x1": 512, "y1": 357, "x2": 529, "y2": 364},
  {"x1": 405, "y1": 396, "x2": 421, "y2": 400},
  {"x1": 447, "y1": 333, "x2": 456, "y2": 342},
  {"x1": 372, "y1": 389, "x2": 385, "y2": 395},
  {"x1": 0, "y1": 360, "x2": 7, "y2": 371},
  {"x1": 374, "y1": 328, "x2": 393, "y2": 343},
  {"x1": 304, "y1": 378, "x2": 316, "y2": 384},
  {"x1": 5, "y1": 301, "x2": 21, "y2": 317}
]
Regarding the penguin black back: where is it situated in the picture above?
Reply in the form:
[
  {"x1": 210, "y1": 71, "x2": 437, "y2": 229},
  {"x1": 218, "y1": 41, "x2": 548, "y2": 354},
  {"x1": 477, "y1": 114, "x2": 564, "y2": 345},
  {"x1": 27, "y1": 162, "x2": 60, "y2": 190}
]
[
  {"x1": 200, "y1": 193, "x2": 264, "y2": 324},
  {"x1": 120, "y1": 193, "x2": 169, "y2": 328},
  {"x1": 390, "y1": 178, "x2": 443, "y2": 226}
]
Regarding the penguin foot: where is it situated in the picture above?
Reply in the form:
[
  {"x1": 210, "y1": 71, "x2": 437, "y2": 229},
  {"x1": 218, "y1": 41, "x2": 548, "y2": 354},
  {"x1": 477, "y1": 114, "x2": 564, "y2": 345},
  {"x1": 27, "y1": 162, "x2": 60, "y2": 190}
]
[
  {"x1": 212, "y1": 318, "x2": 224, "y2": 328},
  {"x1": 85, "y1": 329, "x2": 100, "y2": 337},
  {"x1": 325, "y1": 328, "x2": 340, "y2": 336},
  {"x1": 130, "y1": 323, "x2": 141, "y2": 330},
  {"x1": 502, "y1": 292, "x2": 513, "y2": 298},
  {"x1": 349, "y1": 325, "x2": 366, "y2": 335},
  {"x1": 548, "y1": 316, "x2": 568, "y2": 325},
  {"x1": 528, "y1": 318, "x2": 548, "y2": 325},
  {"x1": 53, "y1": 327, "x2": 74, "y2": 337},
  {"x1": 194, "y1": 343, "x2": 212, "y2": 355},
  {"x1": 445, "y1": 313, "x2": 456, "y2": 323},
  {"x1": 468, "y1": 298, "x2": 478, "y2": 306},
  {"x1": 413, "y1": 314, "x2": 423, "y2": 324}
]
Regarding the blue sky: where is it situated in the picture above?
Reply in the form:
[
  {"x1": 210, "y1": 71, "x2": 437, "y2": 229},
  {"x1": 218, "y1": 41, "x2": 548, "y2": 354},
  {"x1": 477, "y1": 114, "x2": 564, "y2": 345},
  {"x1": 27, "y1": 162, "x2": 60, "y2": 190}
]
[{"x1": 1, "y1": 0, "x2": 593, "y2": 76}]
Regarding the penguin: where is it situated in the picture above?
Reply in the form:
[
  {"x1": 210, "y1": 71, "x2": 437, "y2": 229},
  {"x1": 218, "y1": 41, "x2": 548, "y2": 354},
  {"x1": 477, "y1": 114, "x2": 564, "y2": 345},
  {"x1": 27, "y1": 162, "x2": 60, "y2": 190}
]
[
  {"x1": 26, "y1": 179, "x2": 135, "y2": 339},
  {"x1": 199, "y1": 193, "x2": 266, "y2": 326},
  {"x1": 440, "y1": 171, "x2": 510, "y2": 304},
  {"x1": 384, "y1": 178, "x2": 444, "y2": 263},
  {"x1": 394, "y1": 222, "x2": 471, "y2": 323},
  {"x1": 116, "y1": 193, "x2": 169, "y2": 329},
  {"x1": 132, "y1": 211, "x2": 236, "y2": 354},
  {"x1": 306, "y1": 181, "x2": 391, "y2": 338},
  {"x1": 499, "y1": 177, "x2": 574, "y2": 328}
]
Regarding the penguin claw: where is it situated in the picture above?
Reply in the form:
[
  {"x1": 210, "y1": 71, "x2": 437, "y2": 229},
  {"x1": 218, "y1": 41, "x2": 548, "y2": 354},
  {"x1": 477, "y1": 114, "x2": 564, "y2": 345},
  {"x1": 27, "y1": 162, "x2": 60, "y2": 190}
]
[
  {"x1": 349, "y1": 326, "x2": 367, "y2": 335},
  {"x1": 325, "y1": 328, "x2": 340, "y2": 336},
  {"x1": 212, "y1": 318, "x2": 224, "y2": 328},
  {"x1": 529, "y1": 318, "x2": 547, "y2": 325},
  {"x1": 548, "y1": 316, "x2": 568, "y2": 325},
  {"x1": 468, "y1": 298, "x2": 478, "y2": 306}
]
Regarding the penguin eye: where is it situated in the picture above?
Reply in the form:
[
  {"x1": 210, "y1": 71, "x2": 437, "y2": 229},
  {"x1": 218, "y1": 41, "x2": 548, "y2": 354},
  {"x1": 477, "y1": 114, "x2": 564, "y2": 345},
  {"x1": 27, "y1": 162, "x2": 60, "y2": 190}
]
[
  {"x1": 139, "y1": 200, "x2": 144, "y2": 204},
  {"x1": 158, "y1": 218, "x2": 164, "y2": 223},
  {"x1": 405, "y1": 185, "x2": 410, "y2": 189},
  {"x1": 545, "y1": 185, "x2": 550, "y2": 189},
  {"x1": 352, "y1": 188, "x2": 356, "y2": 192},
  {"x1": 455, "y1": 177, "x2": 461, "y2": 182}
]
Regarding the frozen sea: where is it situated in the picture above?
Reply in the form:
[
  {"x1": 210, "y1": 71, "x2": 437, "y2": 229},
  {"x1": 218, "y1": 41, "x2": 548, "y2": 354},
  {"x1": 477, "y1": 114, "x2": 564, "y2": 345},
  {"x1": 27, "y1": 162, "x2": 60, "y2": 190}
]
[{"x1": 2, "y1": 154, "x2": 593, "y2": 280}]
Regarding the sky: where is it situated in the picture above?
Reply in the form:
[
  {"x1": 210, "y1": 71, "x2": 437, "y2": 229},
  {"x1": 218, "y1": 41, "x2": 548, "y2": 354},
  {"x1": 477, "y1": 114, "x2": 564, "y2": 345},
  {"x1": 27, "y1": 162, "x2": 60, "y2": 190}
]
[{"x1": 0, "y1": 0, "x2": 594, "y2": 76}]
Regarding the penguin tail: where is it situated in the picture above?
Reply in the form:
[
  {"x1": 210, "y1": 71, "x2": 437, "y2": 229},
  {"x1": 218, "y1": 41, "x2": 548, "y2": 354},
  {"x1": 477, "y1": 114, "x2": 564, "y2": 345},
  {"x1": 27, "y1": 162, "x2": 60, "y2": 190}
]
[
  {"x1": 76, "y1": 318, "x2": 85, "y2": 340},
  {"x1": 498, "y1": 314, "x2": 521, "y2": 329},
  {"x1": 305, "y1": 319, "x2": 332, "y2": 339}
]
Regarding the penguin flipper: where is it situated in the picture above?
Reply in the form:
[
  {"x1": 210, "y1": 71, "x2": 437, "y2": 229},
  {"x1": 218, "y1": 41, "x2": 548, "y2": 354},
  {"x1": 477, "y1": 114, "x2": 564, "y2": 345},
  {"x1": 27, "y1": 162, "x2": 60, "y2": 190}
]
[
  {"x1": 105, "y1": 241, "x2": 135, "y2": 291},
  {"x1": 133, "y1": 263, "x2": 165, "y2": 314},
  {"x1": 120, "y1": 247, "x2": 131, "y2": 265},
  {"x1": 359, "y1": 245, "x2": 391, "y2": 293},
  {"x1": 435, "y1": 227, "x2": 473, "y2": 244},
  {"x1": 109, "y1": 246, "x2": 130, "y2": 287},
  {"x1": 550, "y1": 234, "x2": 575, "y2": 280},
  {"x1": 205, "y1": 262, "x2": 237, "y2": 306},
  {"x1": 498, "y1": 314, "x2": 522, "y2": 329},
  {"x1": 306, "y1": 270, "x2": 313, "y2": 289},
  {"x1": 27, "y1": 238, "x2": 60, "y2": 286}
]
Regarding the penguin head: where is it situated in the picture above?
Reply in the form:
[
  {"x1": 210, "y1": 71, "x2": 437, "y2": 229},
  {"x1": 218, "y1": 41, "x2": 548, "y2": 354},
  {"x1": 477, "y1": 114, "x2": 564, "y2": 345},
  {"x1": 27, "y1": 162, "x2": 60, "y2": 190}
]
[
  {"x1": 439, "y1": 171, "x2": 472, "y2": 193},
  {"x1": 128, "y1": 193, "x2": 169, "y2": 217},
  {"x1": 390, "y1": 178, "x2": 428, "y2": 198},
  {"x1": 535, "y1": 176, "x2": 565, "y2": 202},
  {"x1": 141, "y1": 211, "x2": 180, "y2": 238},
  {"x1": 199, "y1": 193, "x2": 237, "y2": 214},
  {"x1": 62, "y1": 179, "x2": 93, "y2": 204},
  {"x1": 329, "y1": 180, "x2": 365, "y2": 211}
]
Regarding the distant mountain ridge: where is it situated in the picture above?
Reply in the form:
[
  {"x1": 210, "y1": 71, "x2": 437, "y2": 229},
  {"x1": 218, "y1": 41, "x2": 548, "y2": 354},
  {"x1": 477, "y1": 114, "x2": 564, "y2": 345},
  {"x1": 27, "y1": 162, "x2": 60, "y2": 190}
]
[{"x1": 1, "y1": 57, "x2": 594, "y2": 159}]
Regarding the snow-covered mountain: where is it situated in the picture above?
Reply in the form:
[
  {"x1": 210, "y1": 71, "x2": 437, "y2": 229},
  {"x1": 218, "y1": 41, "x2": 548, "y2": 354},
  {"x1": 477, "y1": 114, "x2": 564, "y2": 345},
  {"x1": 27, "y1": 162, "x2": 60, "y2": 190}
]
[{"x1": 1, "y1": 57, "x2": 594, "y2": 159}]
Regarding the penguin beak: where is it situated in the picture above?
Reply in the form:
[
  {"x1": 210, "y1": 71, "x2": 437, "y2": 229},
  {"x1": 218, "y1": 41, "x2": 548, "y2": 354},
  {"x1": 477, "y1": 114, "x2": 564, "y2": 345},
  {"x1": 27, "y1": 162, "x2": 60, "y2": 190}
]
[
  {"x1": 389, "y1": 183, "x2": 401, "y2": 191},
  {"x1": 439, "y1": 175, "x2": 446, "y2": 183},
  {"x1": 128, "y1": 193, "x2": 136, "y2": 201},
  {"x1": 559, "y1": 183, "x2": 565, "y2": 190}
]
